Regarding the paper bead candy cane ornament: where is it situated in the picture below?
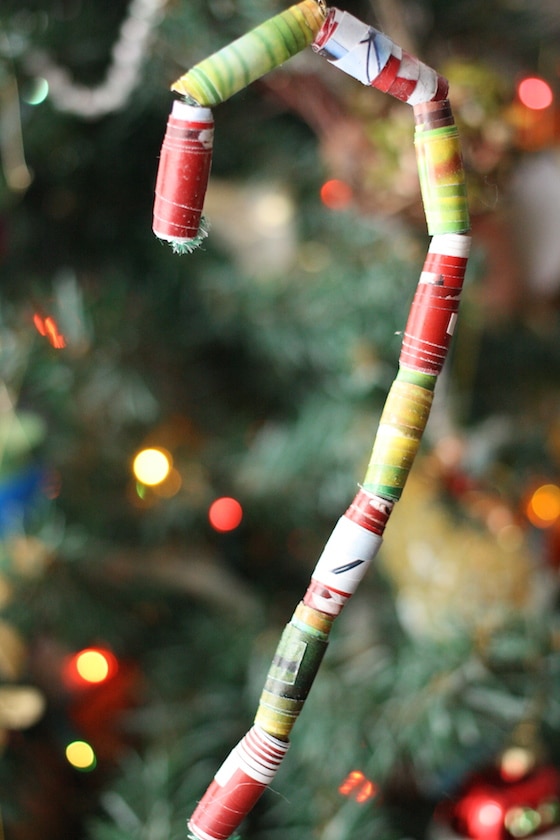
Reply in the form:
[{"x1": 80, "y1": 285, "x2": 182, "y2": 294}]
[
  {"x1": 169, "y1": 7, "x2": 473, "y2": 839},
  {"x1": 171, "y1": 0, "x2": 326, "y2": 106}
]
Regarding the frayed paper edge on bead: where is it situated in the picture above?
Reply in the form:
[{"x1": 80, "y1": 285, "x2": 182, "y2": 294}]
[{"x1": 169, "y1": 216, "x2": 210, "y2": 255}]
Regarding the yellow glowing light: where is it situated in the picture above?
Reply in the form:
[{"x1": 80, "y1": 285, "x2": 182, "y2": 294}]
[
  {"x1": 65, "y1": 740, "x2": 97, "y2": 771},
  {"x1": 500, "y1": 746, "x2": 535, "y2": 782},
  {"x1": 63, "y1": 647, "x2": 118, "y2": 689},
  {"x1": 132, "y1": 448, "x2": 172, "y2": 486},
  {"x1": 527, "y1": 483, "x2": 560, "y2": 528},
  {"x1": 75, "y1": 649, "x2": 113, "y2": 684}
]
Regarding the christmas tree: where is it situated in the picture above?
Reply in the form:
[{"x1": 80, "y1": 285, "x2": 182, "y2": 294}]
[{"x1": 2, "y1": 1, "x2": 560, "y2": 839}]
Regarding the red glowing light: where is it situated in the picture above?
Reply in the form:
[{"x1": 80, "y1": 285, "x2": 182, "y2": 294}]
[
  {"x1": 33, "y1": 313, "x2": 66, "y2": 349},
  {"x1": 320, "y1": 178, "x2": 353, "y2": 209},
  {"x1": 476, "y1": 801, "x2": 504, "y2": 829},
  {"x1": 338, "y1": 770, "x2": 378, "y2": 803},
  {"x1": 63, "y1": 647, "x2": 118, "y2": 688},
  {"x1": 517, "y1": 77, "x2": 554, "y2": 110},
  {"x1": 208, "y1": 497, "x2": 243, "y2": 532},
  {"x1": 459, "y1": 793, "x2": 505, "y2": 839}
]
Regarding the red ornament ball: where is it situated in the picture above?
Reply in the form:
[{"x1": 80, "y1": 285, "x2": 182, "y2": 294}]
[{"x1": 429, "y1": 764, "x2": 560, "y2": 840}]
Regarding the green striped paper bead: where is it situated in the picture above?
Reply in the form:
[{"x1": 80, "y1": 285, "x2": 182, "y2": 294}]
[
  {"x1": 172, "y1": 0, "x2": 326, "y2": 106},
  {"x1": 254, "y1": 606, "x2": 330, "y2": 740}
]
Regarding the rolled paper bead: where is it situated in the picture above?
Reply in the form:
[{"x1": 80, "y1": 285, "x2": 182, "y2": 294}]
[
  {"x1": 303, "y1": 514, "x2": 384, "y2": 617},
  {"x1": 293, "y1": 601, "x2": 335, "y2": 637},
  {"x1": 171, "y1": 0, "x2": 326, "y2": 106},
  {"x1": 414, "y1": 103, "x2": 470, "y2": 235},
  {"x1": 400, "y1": 234, "x2": 472, "y2": 375},
  {"x1": 400, "y1": 283, "x2": 461, "y2": 374},
  {"x1": 363, "y1": 371, "x2": 435, "y2": 501},
  {"x1": 421, "y1": 232, "x2": 472, "y2": 290},
  {"x1": 345, "y1": 486, "x2": 394, "y2": 535},
  {"x1": 414, "y1": 97, "x2": 455, "y2": 130},
  {"x1": 312, "y1": 7, "x2": 448, "y2": 105},
  {"x1": 188, "y1": 724, "x2": 289, "y2": 840},
  {"x1": 152, "y1": 100, "x2": 214, "y2": 247},
  {"x1": 254, "y1": 618, "x2": 329, "y2": 738}
]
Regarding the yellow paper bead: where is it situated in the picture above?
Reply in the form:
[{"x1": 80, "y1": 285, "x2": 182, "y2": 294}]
[
  {"x1": 415, "y1": 123, "x2": 470, "y2": 234},
  {"x1": 363, "y1": 377, "x2": 433, "y2": 500},
  {"x1": 255, "y1": 691, "x2": 303, "y2": 739}
]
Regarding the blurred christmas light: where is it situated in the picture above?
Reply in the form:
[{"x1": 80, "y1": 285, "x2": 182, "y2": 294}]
[
  {"x1": 500, "y1": 747, "x2": 535, "y2": 782},
  {"x1": 75, "y1": 648, "x2": 116, "y2": 683},
  {"x1": 0, "y1": 685, "x2": 46, "y2": 730},
  {"x1": 338, "y1": 770, "x2": 378, "y2": 803},
  {"x1": 32, "y1": 313, "x2": 51, "y2": 340},
  {"x1": 208, "y1": 496, "x2": 243, "y2": 532},
  {"x1": 33, "y1": 313, "x2": 66, "y2": 349},
  {"x1": 65, "y1": 739, "x2": 97, "y2": 771},
  {"x1": 538, "y1": 800, "x2": 560, "y2": 828},
  {"x1": 517, "y1": 77, "x2": 553, "y2": 111},
  {"x1": 134, "y1": 481, "x2": 149, "y2": 501},
  {"x1": 132, "y1": 447, "x2": 172, "y2": 486},
  {"x1": 470, "y1": 797, "x2": 504, "y2": 836},
  {"x1": 252, "y1": 190, "x2": 294, "y2": 232},
  {"x1": 21, "y1": 77, "x2": 49, "y2": 106},
  {"x1": 64, "y1": 647, "x2": 118, "y2": 688},
  {"x1": 505, "y1": 805, "x2": 541, "y2": 837},
  {"x1": 320, "y1": 178, "x2": 353, "y2": 209},
  {"x1": 526, "y1": 483, "x2": 560, "y2": 528},
  {"x1": 152, "y1": 467, "x2": 182, "y2": 498}
]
